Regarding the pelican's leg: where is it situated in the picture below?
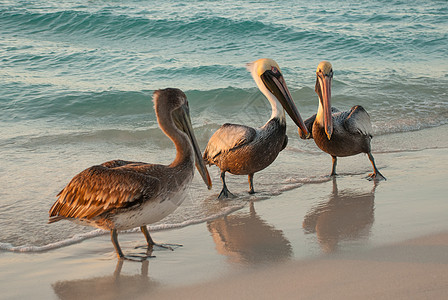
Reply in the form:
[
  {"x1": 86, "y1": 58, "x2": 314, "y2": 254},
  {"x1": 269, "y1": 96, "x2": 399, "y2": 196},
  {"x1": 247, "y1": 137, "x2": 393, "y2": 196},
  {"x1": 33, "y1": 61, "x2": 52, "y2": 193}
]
[
  {"x1": 330, "y1": 155, "x2": 338, "y2": 176},
  {"x1": 112, "y1": 229, "x2": 148, "y2": 261},
  {"x1": 138, "y1": 225, "x2": 181, "y2": 251},
  {"x1": 111, "y1": 229, "x2": 124, "y2": 259},
  {"x1": 248, "y1": 173, "x2": 255, "y2": 194},
  {"x1": 141, "y1": 225, "x2": 155, "y2": 247},
  {"x1": 367, "y1": 152, "x2": 386, "y2": 181},
  {"x1": 218, "y1": 171, "x2": 235, "y2": 199}
]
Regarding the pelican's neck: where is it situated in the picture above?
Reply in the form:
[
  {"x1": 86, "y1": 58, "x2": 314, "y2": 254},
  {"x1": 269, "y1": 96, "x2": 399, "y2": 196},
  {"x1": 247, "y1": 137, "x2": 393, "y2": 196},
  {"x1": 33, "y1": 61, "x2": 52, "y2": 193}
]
[
  {"x1": 315, "y1": 97, "x2": 325, "y2": 126},
  {"x1": 250, "y1": 68, "x2": 286, "y2": 122},
  {"x1": 157, "y1": 112, "x2": 194, "y2": 170},
  {"x1": 170, "y1": 131, "x2": 194, "y2": 169}
]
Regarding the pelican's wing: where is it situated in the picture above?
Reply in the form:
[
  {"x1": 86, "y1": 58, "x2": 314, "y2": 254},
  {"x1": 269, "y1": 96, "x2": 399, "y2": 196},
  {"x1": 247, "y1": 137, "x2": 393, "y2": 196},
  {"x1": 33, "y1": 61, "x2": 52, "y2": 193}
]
[
  {"x1": 100, "y1": 159, "x2": 140, "y2": 168},
  {"x1": 343, "y1": 105, "x2": 372, "y2": 136},
  {"x1": 298, "y1": 107, "x2": 340, "y2": 140},
  {"x1": 49, "y1": 164, "x2": 161, "y2": 222},
  {"x1": 203, "y1": 123, "x2": 256, "y2": 161},
  {"x1": 331, "y1": 107, "x2": 341, "y2": 113}
]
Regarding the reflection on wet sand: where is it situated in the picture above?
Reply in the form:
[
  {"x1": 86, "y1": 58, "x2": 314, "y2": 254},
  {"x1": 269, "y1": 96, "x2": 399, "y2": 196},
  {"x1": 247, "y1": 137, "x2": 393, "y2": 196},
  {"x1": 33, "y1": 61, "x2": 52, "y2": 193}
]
[
  {"x1": 207, "y1": 202, "x2": 292, "y2": 265},
  {"x1": 52, "y1": 258, "x2": 158, "y2": 299},
  {"x1": 303, "y1": 178, "x2": 377, "y2": 253}
]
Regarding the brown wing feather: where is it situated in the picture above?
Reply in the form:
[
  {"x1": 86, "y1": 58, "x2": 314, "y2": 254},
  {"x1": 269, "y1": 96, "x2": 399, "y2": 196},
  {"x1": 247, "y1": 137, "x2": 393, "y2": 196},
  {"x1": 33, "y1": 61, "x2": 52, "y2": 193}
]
[
  {"x1": 100, "y1": 159, "x2": 140, "y2": 168},
  {"x1": 203, "y1": 123, "x2": 256, "y2": 163},
  {"x1": 49, "y1": 164, "x2": 161, "y2": 223},
  {"x1": 343, "y1": 105, "x2": 372, "y2": 136}
]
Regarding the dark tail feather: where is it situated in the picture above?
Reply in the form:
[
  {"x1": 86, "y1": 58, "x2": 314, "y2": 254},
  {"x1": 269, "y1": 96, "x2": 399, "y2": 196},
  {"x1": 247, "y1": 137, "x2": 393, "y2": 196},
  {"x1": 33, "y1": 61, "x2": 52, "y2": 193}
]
[{"x1": 48, "y1": 216, "x2": 65, "y2": 224}]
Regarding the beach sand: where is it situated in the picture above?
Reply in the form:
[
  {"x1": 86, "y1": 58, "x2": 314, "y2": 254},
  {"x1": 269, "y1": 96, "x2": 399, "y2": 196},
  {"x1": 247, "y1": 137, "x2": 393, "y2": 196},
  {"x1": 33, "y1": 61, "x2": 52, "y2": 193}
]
[
  {"x1": 1, "y1": 126, "x2": 447, "y2": 299},
  {"x1": 148, "y1": 232, "x2": 448, "y2": 300}
]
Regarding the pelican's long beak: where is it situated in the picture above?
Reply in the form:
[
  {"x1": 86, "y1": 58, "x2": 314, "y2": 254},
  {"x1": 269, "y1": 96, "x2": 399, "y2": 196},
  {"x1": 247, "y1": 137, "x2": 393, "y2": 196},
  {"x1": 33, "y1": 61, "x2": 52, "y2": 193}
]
[
  {"x1": 317, "y1": 75, "x2": 333, "y2": 139},
  {"x1": 174, "y1": 104, "x2": 212, "y2": 189},
  {"x1": 261, "y1": 70, "x2": 309, "y2": 136}
]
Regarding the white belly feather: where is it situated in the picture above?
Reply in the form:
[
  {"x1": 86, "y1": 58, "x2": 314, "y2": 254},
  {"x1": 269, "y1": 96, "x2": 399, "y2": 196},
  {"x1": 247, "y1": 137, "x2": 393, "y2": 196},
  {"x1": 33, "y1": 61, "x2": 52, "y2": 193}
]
[{"x1": 111, "y1": 182, "x2": 189, "y2": 230}]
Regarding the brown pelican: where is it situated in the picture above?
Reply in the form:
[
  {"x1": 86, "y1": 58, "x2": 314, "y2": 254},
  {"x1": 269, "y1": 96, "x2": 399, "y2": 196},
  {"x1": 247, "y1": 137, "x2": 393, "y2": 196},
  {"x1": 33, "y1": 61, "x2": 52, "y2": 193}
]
[
  {"x1": 298, "y1": 61, "x2": 386, "y2": 180},
  {"x1": 203, "y1": 58, "x2": 308, "y2": 199},
  {"x1": 49, "y1": 88, "x2": 212, "y2": 260}
]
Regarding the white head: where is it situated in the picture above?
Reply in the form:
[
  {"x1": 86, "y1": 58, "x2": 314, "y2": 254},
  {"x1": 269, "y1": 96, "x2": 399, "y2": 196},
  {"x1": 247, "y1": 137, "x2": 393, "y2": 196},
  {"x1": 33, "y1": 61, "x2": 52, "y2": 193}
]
[{"x1": 246, "y1": 58, "x2": 308, "y2": 135}]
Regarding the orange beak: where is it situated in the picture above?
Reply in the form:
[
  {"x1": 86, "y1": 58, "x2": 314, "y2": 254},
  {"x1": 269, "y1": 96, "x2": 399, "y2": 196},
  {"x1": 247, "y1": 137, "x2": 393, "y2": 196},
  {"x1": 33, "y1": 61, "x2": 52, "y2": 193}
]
[{"x1": 318, "y1": 75, "x2": 333, "y2": 139}]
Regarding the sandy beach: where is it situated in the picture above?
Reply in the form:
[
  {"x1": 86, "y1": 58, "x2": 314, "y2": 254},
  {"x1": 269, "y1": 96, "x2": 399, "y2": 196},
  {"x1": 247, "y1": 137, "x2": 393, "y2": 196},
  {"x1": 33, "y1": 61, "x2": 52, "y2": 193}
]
[
  {"x1": 1, "y1": 126, "x2": 447, "y2": 299},
  {"x1": 149, "y1": 232, "x2": 448, "y2": 300}
]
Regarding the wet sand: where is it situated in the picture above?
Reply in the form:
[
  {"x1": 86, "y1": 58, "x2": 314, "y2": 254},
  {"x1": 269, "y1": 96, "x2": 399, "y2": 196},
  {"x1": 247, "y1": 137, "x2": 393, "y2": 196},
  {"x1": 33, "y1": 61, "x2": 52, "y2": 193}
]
[
  {"x1": 1, "y1": 126, "x2": 447, "y2": 299},
  {"x1": 149, "y1": 231, "x2": 448, "y2": 300}
]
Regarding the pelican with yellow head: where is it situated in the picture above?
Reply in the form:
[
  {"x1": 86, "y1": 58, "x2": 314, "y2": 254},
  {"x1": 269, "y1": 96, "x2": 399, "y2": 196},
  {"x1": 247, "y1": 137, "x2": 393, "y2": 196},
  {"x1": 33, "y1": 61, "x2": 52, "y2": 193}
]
[{"x1": 298, "y1": 61, "x2": 386, "y2": 180}]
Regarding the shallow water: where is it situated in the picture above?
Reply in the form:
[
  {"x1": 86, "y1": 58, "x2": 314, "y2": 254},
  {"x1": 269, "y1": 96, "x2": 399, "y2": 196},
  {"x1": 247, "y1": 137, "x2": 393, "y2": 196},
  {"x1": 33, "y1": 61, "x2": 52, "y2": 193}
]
[{"x1": 0, "y1": 0, "x2": 447, "y2": 251}]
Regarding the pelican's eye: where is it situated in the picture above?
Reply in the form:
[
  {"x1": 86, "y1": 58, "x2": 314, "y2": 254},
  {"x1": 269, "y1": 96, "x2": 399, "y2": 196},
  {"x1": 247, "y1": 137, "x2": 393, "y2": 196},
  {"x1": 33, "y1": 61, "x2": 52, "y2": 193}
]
[{"x1": 271, "y1": 66, "x2": 279, "y2": 73}]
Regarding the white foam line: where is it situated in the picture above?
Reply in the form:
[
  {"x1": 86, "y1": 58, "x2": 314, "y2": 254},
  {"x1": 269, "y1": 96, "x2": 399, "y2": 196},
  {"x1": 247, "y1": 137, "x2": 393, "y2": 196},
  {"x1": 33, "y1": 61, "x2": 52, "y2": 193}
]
[
  {"x1": 0, "y1": 204, "x2": 246, "y2": 253},
  {"x1": 0, "y1": 229, "x2": 106, "y2": 253}
]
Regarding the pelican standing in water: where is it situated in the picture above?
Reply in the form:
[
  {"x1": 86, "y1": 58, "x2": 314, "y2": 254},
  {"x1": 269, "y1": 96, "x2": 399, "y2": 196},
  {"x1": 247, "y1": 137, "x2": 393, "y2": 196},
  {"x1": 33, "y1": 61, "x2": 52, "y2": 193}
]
[
  {"x1": 203, "y1": 58, "x2": 309, "y2": 199},
  {"x1": 298, "y1": 61, "x2": 386, "y2": 180},
  {"x1": 49, "y1": 88, "x2": 212, "y2": 260}
]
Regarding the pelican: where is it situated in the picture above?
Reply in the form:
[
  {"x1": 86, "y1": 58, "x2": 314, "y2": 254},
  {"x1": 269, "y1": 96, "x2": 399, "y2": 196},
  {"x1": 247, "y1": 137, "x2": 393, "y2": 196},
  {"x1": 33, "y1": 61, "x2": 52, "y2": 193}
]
[
  {"x1": 49, "y1": 88, "x2": 212, "y2": 260},
  {"x1": 298, "y1": 61, "x2": 386, "y2": 180},
  {"x1": 203, "y1": 58, "x2": 309, "y2": 199}
]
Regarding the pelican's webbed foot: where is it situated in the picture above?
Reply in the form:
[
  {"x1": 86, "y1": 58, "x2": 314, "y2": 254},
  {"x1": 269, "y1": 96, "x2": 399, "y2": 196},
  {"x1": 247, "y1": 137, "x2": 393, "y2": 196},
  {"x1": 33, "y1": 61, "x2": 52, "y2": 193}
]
[
  {"x1": 114, "y1": 246, "x2": 155, "y2": 261},
  {"x1": 367, "y1": 152, "x2": 386, "y2": 181},
  {"x1": 218, "y1": 171, "x2": 236, "y2": 199},
  {"x1": 135, "y1": 243, "x2": 182, "y2": 251},
  {"x1": 218, "y1": 186, "x2": 235, "y2": 200},
  {"x1": 367, "y1": 172, "x2": 386, "y2": 181},
  {"x1": 137, "y1": 225, "x2": 182, "y2": 251}
]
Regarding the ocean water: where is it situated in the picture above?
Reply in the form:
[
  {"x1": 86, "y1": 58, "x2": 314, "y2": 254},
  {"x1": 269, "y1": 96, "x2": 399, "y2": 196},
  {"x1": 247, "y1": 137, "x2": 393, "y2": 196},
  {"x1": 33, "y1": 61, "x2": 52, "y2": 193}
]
[{"x1": 0, "y1": 0, "x2": 447, "y2": 251}]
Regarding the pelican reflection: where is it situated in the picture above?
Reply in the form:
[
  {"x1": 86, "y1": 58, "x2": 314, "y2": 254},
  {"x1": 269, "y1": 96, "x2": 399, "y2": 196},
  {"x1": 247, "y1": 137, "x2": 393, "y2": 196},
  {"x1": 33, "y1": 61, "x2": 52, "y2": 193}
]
[
  {"x1": 207, "y1": 202, "x2": 292, "y2": 265},
  {"x1": 303, "y1": 178, "x2": 377, "y2": 253},
  {"x1": 52, "y1": 258, "x2": 158, "y2": 299}
]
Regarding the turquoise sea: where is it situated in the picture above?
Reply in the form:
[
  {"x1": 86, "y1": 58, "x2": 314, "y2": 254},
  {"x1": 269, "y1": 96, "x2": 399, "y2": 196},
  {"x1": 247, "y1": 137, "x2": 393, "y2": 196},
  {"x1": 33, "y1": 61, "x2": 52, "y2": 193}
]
[{"x1": 0, "y1": 1, "x2": 447, "y2": 251}]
